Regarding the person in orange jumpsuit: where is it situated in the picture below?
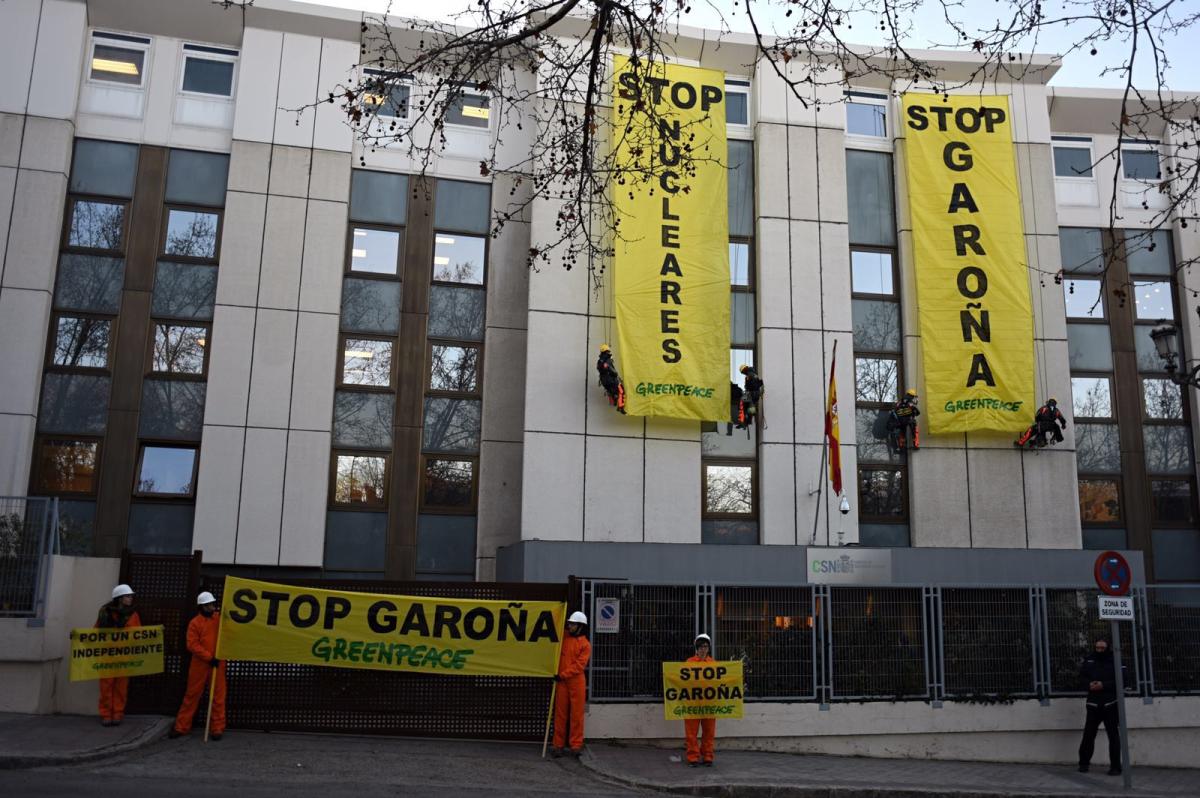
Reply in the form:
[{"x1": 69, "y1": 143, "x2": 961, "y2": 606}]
[
  {"x1": 95, "y1": 584, "x2": 141, "y2": 726},
  {"x1": 685, "y1": 633, "x2": 717, "y2": 767},
  {"x1": 168, "y1": 592, "x2": 227, "y2": 741},
  {"x1": 551, "y1": 610, "x2": 591, "y2": 757}
]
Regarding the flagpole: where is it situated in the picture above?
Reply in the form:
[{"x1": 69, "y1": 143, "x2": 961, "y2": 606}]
[{"x1": 811, "y1": 340, "x2": 838, "y2": 545}]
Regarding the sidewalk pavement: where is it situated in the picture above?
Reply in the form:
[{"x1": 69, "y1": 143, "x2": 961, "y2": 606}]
[
  {"x1": 581, "y1": 741, "x2": 1200, "y2": 797},
  {"x1": 0, "y1": 712, "x2": 172, "y2": 769}
]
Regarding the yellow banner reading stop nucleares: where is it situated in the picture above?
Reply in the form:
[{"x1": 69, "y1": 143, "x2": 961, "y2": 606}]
[
  {"x1": 662, "y1": 661, "x2": 744, "y2": 720},
  {"x1": 214, "y1": 577, "x2": 565, "y2": 678},
  {"x1": 69, "y1": 625, "x2": 165, "y2": 681},
  {"x1": 902, "y1": 94, "x2": 1034, "y2": 434},
  {"x1": 611, "y1": 56, "x2": 730, "y2": 421}
]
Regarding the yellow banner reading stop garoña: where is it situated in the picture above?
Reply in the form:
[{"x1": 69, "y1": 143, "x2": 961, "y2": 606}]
[
  {"x1": 611, "y1": 56, "x2": 730, "y2": 421},
  {"x1": 902, "y1": 94, "x2": 1034, "y2": 434},
  {"x1": 69, "y1": 625, "x2": 165, "y2": 682},
  {"x1": 662, "y1": 660, "x2": 744, "y2": 720},
  {"x1": 213, "y1": 577, "x2": 565, "y2": 678}
]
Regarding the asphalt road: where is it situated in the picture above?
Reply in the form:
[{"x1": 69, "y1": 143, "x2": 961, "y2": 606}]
[{"x1": 0, "y1": 732, "x2": 655, "y2": 798}]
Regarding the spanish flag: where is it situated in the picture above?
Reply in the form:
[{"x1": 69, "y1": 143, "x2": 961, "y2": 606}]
[{"x1": 824, "y1": 344, "x2": 842, "y2": 495}]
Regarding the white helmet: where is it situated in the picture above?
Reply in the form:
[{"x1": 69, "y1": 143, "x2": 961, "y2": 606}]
[
  {"x1": 197, "y1": 591, "x2": 217, "y2": 606},
  {"x1": 568, "y1": 611, "x2": 588, "y2": 625},
  {"x1": 111, "y1": 584, "x2": 134, "y2": 600},
  {"x1": 695, "y1": 633, "x2": 711, "y2": 644}
]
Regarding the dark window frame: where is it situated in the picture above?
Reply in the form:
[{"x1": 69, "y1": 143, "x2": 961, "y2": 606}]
[
  {"x1": 132, "y1": 441, "x2": 200, "y2": 499},
  {"x1": 1148, "y1": 476, "x2": 1196, "y2": 526},
  {"x1": 849, "y1": 245, "x2": 899, "y2": 299},
  {"x1": 857, "y1": 465, "x2": 908, "y2": 523},
  {"x1": 1070, "y1": 371, "x2": 1117, "y2": 421},
  {"x1": 425, "y1": 339, "x2": 483, "y2": 398},
  {"x1": 145, "y1": 320, "x2": 212, "y2": 380},
  {"x1": 729, "y1": 236, "x2": 755, "y2": 292},
  {"x1": 1077, "y1": 477, "x2": 1124, "y2": 527},
  {"x1": 329, "y1": 449, "x2": 391, "y2": 510},
  {"x1": 430, "y1": 229, "x2": 489, "y2": 288},
  {"x1": 61, "y1": 195, "x2": 130, "y2": 255},
  {"x1": 344, "y1": 222, "x2": 405, "y2": 280},
  {"x1": 30, "y1": 435, "x2": 103, "y2": 497},
  {"x1": 338, "y1": 332, "x2": 397, "y2": 390},
  {"x1": 419, "y1": 454, "x2": 479, "y2": 514},
  {"x1": 1062, "y1": 276, "x2": 1108, "y2": 321},
  {"x1": 45, "y1": 311, "x2": 115, "y2": 374},
  {"x1": 158, "y1": 204, "x2": 223, "y2": 264},
  {"x1": 701, "y1": 458, "x2": 758, "y2": 521}
]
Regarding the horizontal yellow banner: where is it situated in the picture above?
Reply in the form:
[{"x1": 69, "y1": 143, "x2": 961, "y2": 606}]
[
  {"x1": 662, "y1": 660, "x2": 744, "y2": 720},
  {"x1": 69, "y1": 625, "x2": 165, "y2": 682},
  {"x1": 214, "y1": 576, "x2": 565, "y2": 678}
]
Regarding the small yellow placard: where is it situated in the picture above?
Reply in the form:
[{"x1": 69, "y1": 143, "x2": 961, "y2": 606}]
[
  {"x1": 662, "y1": 660, "x2": 744, "y2": 720},
  {"x1": 69, "y1": 626, "x2": 165, "y2": 682},
  {"x1": 460, "y1": 105, "x2": 489, "y2": 119}
]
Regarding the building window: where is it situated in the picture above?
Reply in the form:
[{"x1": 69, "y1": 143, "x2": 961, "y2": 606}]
[
  {"x1": 151, "y1": 323, "x2": 208, "y2": 375},
  {"x1": 1052, "y1": 136, "x2": 1094, "y2": 177},
  {"x1": 1143, "y1": 378, "x2": 1183, "y2": 420},
  {"x1": 33, "y1": 438, "x2": 100, "y2": 494},
  {"x1": 846, "y1": 92, "x2": 888, "y2": 138},
  {"x1": 851, "y1": 249, "x2": 894, "y2": 295},
  {"x1": 88, "y1": 33, "x2": 149, "y2": 87},
  {"x1": 725, "y1": 79, "x2": 750, "y2": 126},
  {"x1": 429, "y1": 344, "x2": 480, "y2": 395},
  {"x1": 1071, "y1": 376, "x2": 1112, "y2": 418},
  {"x1": 703, "y1": 462, "x2": 755, "y2": 517},
  {"x1": 432, "y1": 233, "x2": 486, "y2": 284},
  {"x1": 332, "y1": 452, "x2": 388, "y2": 507},
  {"x1": 66, "y1": 199, "x2": 126, "y2": 252},
  {"x1": 362, "y1": 68, "x2": 411, "y2": 119},
  {"x1": 134, "y1": 445, "x2": 198, "y2": 497},
  {"x1": 1121, "y1": 142, "x2": 1161, "y2": 180},
  {"x1": 348, "y1": 226, "x2": 403, "y2": 276},
  {"x1": 1132, "y1": 281, "x2": 1173, "y2": 321},
  {"x1": 858, "y1": 468, "x2": 906, "y2": 520},
  {"x1": 341, "y1": 336, "x2": 394, "y2": 387},
  {"x1": 1063, "y1": 279, "x2": 1105, "y2": 319},
  {"x1": 421, "y1": 457, "x2": 476, "y2": 511},
  {"x1": 162, "y1": 208, "x2": 220, "y2": 259},
  {"x1": 854, "y1": 357, "x2": 899, "y2": 404},
  {"x1": 50, "y1": 315, "x2": 111, "y2": 370},
  {"x1": 180, "y1": 44, "x2": 238, "y2": 97},
  {"x1": 1079, "y1": 479, "x2": 1121, "y2": 523},
  {"x1": 446, "y1": 87, "x2": 490, "y2": 129}
]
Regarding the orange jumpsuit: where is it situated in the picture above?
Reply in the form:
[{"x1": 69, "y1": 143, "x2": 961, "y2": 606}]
[
  {"x1": 684, "y1": 654, "x2": 716, "y2": 764},
  {"x1": 173, "y1": 612, "x2": 226, "y2": 735},
  {"x1": 553, "y1": 631, "x2": 592, "y2": 751},
  {"x1": 95, "y1": 606, "x2": 141, "y2": 723}
]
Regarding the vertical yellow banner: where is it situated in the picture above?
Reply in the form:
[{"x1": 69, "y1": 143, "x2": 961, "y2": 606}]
[
  {"x1": 611, "y1": 57, "x2": 730, "y2": 421},
  {"x1": 901, "y1": 94, "x2": 1034, "y2": 434}
]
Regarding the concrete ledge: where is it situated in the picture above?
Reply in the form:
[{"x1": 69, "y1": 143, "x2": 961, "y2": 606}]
[{"x1": 0, "y1": 713, "x2": 172, "y2": 770}]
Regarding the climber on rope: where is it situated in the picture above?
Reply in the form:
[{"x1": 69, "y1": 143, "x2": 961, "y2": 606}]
[
  {"x1": 888, "y1": 388, "x2": 921, "y2": 453},
  {"x1": 735, "y1": 364, "x2": 764, "y2": 429},
  {"x1": 1015, "y1": 397, "x2": 1068, "y2": 449},
  {"x1": 596, "y1": 344, "x2": 626, "y2": 414}
]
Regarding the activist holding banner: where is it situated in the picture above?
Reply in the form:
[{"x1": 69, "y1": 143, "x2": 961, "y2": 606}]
[
  {"x1": 662, "y1": 654, "x2": 744, "y2": 733},
  {"x1": 94, "y1": 583, "x2": 141, "y2": 726},
  {"x1": 170, "y1": 591, "x2": 227, "y2": 741},
  {"x1": 684, "y1": 633, "x2": 717, "y2": 767},
  {"x1": 550, "y1": 611, "x2": 591, "y2": 758}
]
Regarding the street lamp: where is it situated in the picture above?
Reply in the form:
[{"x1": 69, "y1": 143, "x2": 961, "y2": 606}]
[{"x1": 1150, "y1": 324, "x2": 1200, "y2": 388}]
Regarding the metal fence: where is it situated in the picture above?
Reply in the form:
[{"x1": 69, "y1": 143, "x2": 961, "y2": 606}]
[
  {"x1": 582, "y1": 580, "x2": 1200, "y2": 703},
  {"x1": 0, "y1": 496, "x2": 58, "y2": 619}
]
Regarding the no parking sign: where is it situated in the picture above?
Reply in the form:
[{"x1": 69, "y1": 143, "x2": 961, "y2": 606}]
[{"x1": 595, "y1": 598, "x2": 620, "y2": 633}]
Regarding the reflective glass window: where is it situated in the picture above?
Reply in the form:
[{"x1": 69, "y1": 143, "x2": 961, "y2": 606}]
[
  {"x1": 434, "y1": 180, "x2": 491, "y2": 234},
  {"x1": 135, "y1": 445, "x2": 197, "y2": 496},
  {"x1": 1143, "y1": 378, "x2": 1183, "y2": 419},
  {"x1": 701, "y1": 421, "x2": 756, "y2": 458},
  {"x1": 52, "y1": 316, "x2": 110, "y2": 368},
  {"x1": 1122, "y1": 149, "x2": 1160, "y2": 180},
  {"x1": 70, "y1": 140, "x2": 138, "y2": 198},
  {"x1": 854, "y1": 357, "x2": 898, "y2": 403},
  {"x1": 727, "y1": 141, "x2": 754, "y2": 238},
  {"x1": 1144, "y1": 425, "x2": 1193, "y2": 475},
  {"x1": 700, "y1": 519, "x2": 759, "y2": 545},
  {"x1": 126, "y1": 503, "x2": 194, "y2": 555},
  {"x1": 152, "y1": 324, "x2": 207, "y2": 374},
  {"x1": 856, "y1": 407, "x2": 900, "y2": 464},
  {"x1": 163, "y1": 209, "x2": 219, "y2": 259},
  {"x1": 1135, "y1": 324, "x2": 1169, "y2": 372},
  {"x1": 1058, "y1": 228, "x2": 1104, "y2": 274},
  {"x1": 1064, "y1": 279, "x2": 1104, "y2": 319},
  {"x1": 422, "y1": 398, "x2": 481, "y2": 454},
  {"x1": 68, "y1": 200, "x2": 124, "y2": 251},
  {"x1": 1053, "y1": 146, "x2": 1093, "y2": 177},
  {"x1": 704, "y1": 464, "x2": 754, "y2": 515},
  {"x1": 731, "y1": 292, "x2": 755, "y2": 346},
  {"x1": 1071, "y1": 377, "x2": 1112, "y2": 418},
  {"x1": 1125, "y1": 230, "x2": 1172, "y2": 275},
  {"x1": 730, "y1": 349, "x2": 755, "y2": 385},
  {"x1": 846, "y1": 150, "x2": 896, "y2": 247},
  {"x1": 429, "y1": 345, "x2": 479, "y2": 394},
  {"x1": 859, "y1": 469, "x2": 905, "y2": 518},
  {"x1": 416, "y1": 514, "x2": 477, "y2": 575},
  {"x1": 182, "y1": 57, "x2": 234, "y2": 96},
  {"x1": 333, "y1": 391, "x2": 394, "y2": 449},
  {"x1": 1078, "y1": 479, "x2": 1121, "y2": 522},
  {"x1": 858, "y1": 523, "x2": 910, "y2": 547},
  {"x1": 1151, "y1": 480, "x2": 1193, "y2": 523},
  {"x1": 165, "y1": 150, "x2": 230, "y2": 206},
  {"x1": 342, "y1": 338, "x2": 393, "y2": 387},
  {"x1": 1067, "y1": 324, "x2": 1114, "y2": 372},
  {"x1": 730, "y1": 242, "x2": 751, "y2": 287},
  {"x1": 852, "y1": 300, "x2": 901, "y2": 353},
  {"x1": 34, "y1": 439, "x2": 99, "y2": 494},
  {"x1": 1075, "y1": 423, "x2": 1121, "y2": 473},
  {"x1": 851, "y1": 250, "x2": 894, "y2": 295},
  {"x1": 54, "y1": 254, "x2": 124, "y2": 313},
  {"x1": 847, "y1": 102, "x2": 886, "y2": 137},
  {"x1": 1151, "y1": 529, "x2": 1200, "y2": 581},
  {"x1": 340, "y1": 278, "x2": 401, "y2": 335},
  {"x1": 725, "y1": 83, "x2": 749, "y2": 125},
  {"x1": 333, "y1": 454, "x2": 387, "y2": 506},
  {"x1": 1083, "y1": 528, "x2": 1127, "y2": 551},
  {"x1": 422, "y1": 459, "x2": 475, "y2": 509},
  {"x1": 152, "y1": 262, "x2": 217, "y2": 320},
  {"x1": 349, "y1": 227, "x2": 402, "y2": 275},
  {"x1": 38, "y1": 373, "x2": 110, "y2": 435},
  {"x1": 427, "y1": 286, "x2": 485, "y2": 341},
  {"x1": 432, "y1": 233, "x2": 485, "y2": 284},
  {"x1": 90, "y1": 43, "x2": 144, "y2": 86},
  {"x1": 364, "y1": 77, "x2": 410, "y2": 119},
  {"x1": 324, "y1": 510, "x2": 386, "y2": 571},
  {"x1": 1132, "y1": 281, "x2": 1173, "y2": 321},
  {"x1": 349, "y1": 170, "x2": 408, "y2": 226},
  {"x1": 138, "y1": 379, "x2": 205, "y2": 440},
  {"x1": 446, "y1": 92, "x2": 490, "y2": 128}
]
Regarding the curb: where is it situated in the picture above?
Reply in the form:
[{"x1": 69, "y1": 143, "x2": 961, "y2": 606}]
[
  {"x1": 0, "y1": 717, "x2": 173, "y2": 770},
  {"x1": 577, "y1": 749, "x2": 1182, "y2": 798}
]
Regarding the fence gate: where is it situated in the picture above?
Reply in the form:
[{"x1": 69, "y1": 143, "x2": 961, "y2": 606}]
[{"x1": 0, "y1": 496, "x2": 57, "y2": 619}]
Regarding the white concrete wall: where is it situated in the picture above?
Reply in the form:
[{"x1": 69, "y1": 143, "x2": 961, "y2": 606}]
[{"x1": 588, "y1": 697, "x2": 1200, "y2": 768}]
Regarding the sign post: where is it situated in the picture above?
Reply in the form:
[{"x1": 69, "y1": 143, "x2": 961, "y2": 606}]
[{"x1": 1094, "y1": 551, "x2": 1133, "y2": 789}]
